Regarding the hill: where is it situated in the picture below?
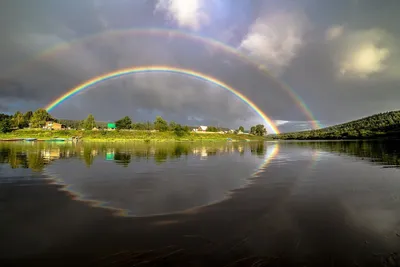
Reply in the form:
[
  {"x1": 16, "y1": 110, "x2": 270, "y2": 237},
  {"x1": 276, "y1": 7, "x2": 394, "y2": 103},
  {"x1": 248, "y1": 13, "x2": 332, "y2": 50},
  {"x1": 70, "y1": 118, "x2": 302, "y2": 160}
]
[{"x1": 273, "y1": 110, "x2": 400, "y2": 140}]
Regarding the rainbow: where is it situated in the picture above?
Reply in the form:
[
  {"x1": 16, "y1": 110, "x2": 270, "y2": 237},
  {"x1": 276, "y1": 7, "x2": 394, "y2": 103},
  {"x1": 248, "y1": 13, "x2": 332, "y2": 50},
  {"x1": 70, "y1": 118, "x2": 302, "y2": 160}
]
[
  {"x1": 44, "y1": 66, "x2": 280, "y2": 134},
  {"x1": 13, "y1": 28, "x2": 320, "y2": 129}
]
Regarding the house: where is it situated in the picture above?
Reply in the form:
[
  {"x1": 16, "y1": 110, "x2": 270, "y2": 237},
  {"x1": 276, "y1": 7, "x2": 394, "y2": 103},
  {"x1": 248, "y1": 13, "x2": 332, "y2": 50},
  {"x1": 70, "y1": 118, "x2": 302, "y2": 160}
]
[
  {"x1": 44, "y1": 121, "x2": 65, "y2": 130},
  {"x1": 197, "y1": 126, "x2": 208, "y2": 132}
]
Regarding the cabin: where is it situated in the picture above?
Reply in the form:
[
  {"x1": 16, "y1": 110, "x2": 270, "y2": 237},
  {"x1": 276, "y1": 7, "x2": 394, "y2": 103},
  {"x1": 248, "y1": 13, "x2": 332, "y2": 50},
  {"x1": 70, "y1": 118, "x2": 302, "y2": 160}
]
[
  {"x1": 197, "y1": 126, "x2": 208, "y2": 132},
  {"x1": 44, "y1": 121, "x2": 65, "y2": 130}
]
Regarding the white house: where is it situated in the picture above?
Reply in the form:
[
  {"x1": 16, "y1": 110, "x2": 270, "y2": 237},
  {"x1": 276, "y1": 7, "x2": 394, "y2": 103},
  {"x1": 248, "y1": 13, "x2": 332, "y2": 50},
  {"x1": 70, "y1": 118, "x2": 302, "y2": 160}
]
[{"x1": 197, "y1": 126, "x2": 208, "y2": 132}]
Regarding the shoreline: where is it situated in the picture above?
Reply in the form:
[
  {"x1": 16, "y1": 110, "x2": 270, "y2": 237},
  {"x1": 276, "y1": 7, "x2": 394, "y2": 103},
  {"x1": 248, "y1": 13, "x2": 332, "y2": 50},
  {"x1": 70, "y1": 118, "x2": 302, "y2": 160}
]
[
  {"x1": 0, "y1": 138, "x2": 266, "y2": 143},
  {"x1": 0, "y1": 129, "x2": 267, "y2": 143}
]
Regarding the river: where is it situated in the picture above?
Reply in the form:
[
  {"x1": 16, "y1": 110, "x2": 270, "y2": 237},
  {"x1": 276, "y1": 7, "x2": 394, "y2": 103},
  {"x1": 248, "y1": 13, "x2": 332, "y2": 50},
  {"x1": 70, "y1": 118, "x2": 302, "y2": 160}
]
[{"x1": 1, "y1": 140, "x2": 399, "y2": 266}]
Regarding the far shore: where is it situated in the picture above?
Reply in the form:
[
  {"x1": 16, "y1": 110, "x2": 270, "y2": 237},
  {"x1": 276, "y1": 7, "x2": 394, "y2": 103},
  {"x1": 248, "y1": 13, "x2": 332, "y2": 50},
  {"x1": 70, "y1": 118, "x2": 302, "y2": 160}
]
[{"x1": 0, "y1": 129, "x2": 268, "y2": 142}]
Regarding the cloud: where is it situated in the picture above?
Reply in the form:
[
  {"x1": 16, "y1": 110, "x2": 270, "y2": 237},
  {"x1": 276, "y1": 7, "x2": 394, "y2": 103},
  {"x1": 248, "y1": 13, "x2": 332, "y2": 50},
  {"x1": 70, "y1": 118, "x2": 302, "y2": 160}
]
[
  {"x1": 154, "y1": 0, "x2": 211, "y2": 31},
  {"x1": 332, "y1": 28, "x2": 397, "y2": 80},
  {"x1": 238, "y1": 11, "x2": 309, "y2": 76},
  {"x1": 340, "y1": 44, "x2": 389, "y2": 78},
  {"x1": 274, "y1": 120, "x2": 289, "y2": 126},
  {"x1": 3, "y1": 0, "x2": 400, "y2": 132},
  {"x1": 325, "y1": 25, "x2": 344, "y2": 41}
]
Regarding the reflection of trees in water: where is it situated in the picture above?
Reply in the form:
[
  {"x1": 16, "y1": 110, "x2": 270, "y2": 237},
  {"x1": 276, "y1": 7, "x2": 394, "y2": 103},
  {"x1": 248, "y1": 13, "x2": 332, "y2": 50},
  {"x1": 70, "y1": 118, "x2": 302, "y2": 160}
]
[
  {"x1": 114, "y1": 150, "x2": 131, "y2": 167},
  {"x1": 292, "y1": 141, "x2": 400, "y2": 167},
  {"x1": 154, "y1": 149, "x2": 168, "y2": 165},
  {"x1": 207, "y1": 150, "x2": 217, "y2": 156},
  {"x1": 170, "y1": 144, "x2": 189, "y2": 159},
  {"x1": 0, "y1": 141, "x2": 268, "y2": 170},
  {"x1": 0, "y1": 144, "x2": 49, "y2": 171},
  {"x1": 250, "y1": 142, "x2": 265, "y2": 158},
  {"x1": 2, "y1": 148, "x2": 29, "y2": 169},
  {"x1": 27, "y1": 152, "x2": 45, "y2": 172},
  {"x1": 82, "y1": 146, "x2": 94, "y2": 167}
]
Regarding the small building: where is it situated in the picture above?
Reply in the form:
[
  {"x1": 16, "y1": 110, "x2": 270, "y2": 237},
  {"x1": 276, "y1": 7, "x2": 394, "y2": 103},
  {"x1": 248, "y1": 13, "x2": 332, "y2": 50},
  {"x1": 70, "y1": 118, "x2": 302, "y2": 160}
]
[
  {"x1": 107, "y1": 123, "x2": 116, "y2": 130},
  {"x1": 197, "y1": 126, "x2": 208, "y2": 132},
  {"x1": 44, "y1": 121, "x2": 65, "y2": 130}
]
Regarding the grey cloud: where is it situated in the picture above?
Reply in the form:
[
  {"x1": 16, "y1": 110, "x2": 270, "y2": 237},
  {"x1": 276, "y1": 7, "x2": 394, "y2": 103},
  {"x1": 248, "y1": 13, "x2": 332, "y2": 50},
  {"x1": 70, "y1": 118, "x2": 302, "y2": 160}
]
[
  {"x1": 239, "y1": 10, "x2": 310, "y2": 76},
  {"x1": 1, "y1": 0, "x2": 400, "y2": 132}
]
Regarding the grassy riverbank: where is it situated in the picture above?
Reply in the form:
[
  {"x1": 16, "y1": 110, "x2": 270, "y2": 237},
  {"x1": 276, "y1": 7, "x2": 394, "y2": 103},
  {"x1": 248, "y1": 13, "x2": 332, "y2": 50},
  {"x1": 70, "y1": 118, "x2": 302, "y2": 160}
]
[{"x1": 0, "y1": 129, "x2": 267, "y2": 142}]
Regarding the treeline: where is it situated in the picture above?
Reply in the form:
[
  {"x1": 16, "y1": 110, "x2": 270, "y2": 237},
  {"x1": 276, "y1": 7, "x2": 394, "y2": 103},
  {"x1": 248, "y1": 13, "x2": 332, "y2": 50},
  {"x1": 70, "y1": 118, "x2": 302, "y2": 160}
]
[
  {"x1": 1, "y1": 108, "x2": 268, "y2": 136},
  {"x1": 0, "y1": 109, "x2": 50, "y2": 133},
  {"x1": 274, "y1": 110, "x2": 400, "y2": 140}
]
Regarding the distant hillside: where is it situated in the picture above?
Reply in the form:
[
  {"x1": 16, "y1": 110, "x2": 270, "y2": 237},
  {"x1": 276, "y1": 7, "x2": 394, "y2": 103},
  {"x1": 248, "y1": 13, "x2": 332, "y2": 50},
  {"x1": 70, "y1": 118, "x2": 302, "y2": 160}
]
[{"x1": 273, "y1": 110, "x2": 400, "y2": 140}]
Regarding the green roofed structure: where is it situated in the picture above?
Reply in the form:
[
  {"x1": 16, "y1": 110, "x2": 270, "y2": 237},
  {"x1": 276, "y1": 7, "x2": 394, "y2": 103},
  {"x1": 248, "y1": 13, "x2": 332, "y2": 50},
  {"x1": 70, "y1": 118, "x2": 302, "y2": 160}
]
[{"x1": 107, "y1": 123, "x2": 116, "y2": 129}]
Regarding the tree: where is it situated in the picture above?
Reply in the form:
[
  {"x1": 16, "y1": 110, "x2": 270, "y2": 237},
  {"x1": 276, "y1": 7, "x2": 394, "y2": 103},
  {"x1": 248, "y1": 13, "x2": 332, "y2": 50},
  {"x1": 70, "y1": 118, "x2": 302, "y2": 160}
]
[
  {"x1": 169, "y1": 121, "x2": 177, "y2": 131},
  {"x1": 174, "y1": 124, "x2": 187, "y2": 137},
  {"x1": 23, "y1": 111, "x2": 33, "y2": 128},
  {"x1": 0, "y1": 113, "x2": 11, "y2": 121},
  {"x1": 254, "y1": 124, "x2": 267, "y2": 136},
  {"x1": 132, "y1": 122, "x2": 147, "y2": 130},
  {"x1": 83, "y1": 114, "x2": 96, "y2": 130},
  {"x1": 115, "y1": 116, "x2": 132, "y2": 130},
  {"x1": 146, "y1": 121, "x2": 154, "y2": 131},
  {"x1": 206, "y1": 126, "x2": 218, "y2": 132},
  {"x1": 12, "y1": 111, "x2": 26, "y2": 129},
  {"x1": 30, "y1": 108, "x2": 51, "y2": 128},
  {"x1": 250, "y1": 126, "x2": 256, "y2": 135},
  {"x1": 154, "y1": 116, "x2": 168, "y2": 132},
  {"x1": 238, "y1": 126, "x2": 244, "y2": 132},
  {"x1": 0, "y1": 118, "x2": 12, "y2": 133},
  {"x1": 24, "y1": 111, "x2": 33, "y2": 122}
]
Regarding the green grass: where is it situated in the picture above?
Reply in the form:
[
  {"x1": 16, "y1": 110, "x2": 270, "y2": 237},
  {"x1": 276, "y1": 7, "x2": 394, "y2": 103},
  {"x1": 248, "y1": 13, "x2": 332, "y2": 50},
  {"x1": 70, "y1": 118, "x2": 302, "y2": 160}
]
[{"x1": 0, "y1": 129, "x2": 268, "y2": 142}]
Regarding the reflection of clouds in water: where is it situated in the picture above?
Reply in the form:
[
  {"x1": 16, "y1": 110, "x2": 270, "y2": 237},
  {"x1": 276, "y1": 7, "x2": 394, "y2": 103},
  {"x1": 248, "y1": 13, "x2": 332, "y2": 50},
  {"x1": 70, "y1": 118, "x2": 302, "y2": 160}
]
[
  {"x1": 44, "y1": 148, "x2": 268, "y2": 217},
  {"x1": 338, "y1": 163, "x2": 400, "y2": 235},
  {"x1": 307, "y1": 154, "x2": 400, "y2": 246}
]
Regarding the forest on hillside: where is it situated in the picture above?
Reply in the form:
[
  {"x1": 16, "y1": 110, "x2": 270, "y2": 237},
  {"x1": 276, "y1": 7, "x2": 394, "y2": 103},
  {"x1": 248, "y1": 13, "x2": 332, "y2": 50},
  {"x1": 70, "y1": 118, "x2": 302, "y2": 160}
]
[{"x1": 273, "y1": 111, "x2": 400, "y2": 140}]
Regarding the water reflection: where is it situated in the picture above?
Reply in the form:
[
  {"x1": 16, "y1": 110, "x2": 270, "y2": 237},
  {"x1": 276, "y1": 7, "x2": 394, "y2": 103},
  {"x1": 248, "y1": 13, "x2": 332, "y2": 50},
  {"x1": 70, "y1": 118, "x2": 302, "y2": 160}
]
[
  {"x1": 285, "y1": 140, "x2": 400, "y2": 168},
  {"x1": 0, "y1": 141, "x2": 277, "y2": 216},
  {"x1": 2, "y1": 141, "x2": 400, "y2": 266}
]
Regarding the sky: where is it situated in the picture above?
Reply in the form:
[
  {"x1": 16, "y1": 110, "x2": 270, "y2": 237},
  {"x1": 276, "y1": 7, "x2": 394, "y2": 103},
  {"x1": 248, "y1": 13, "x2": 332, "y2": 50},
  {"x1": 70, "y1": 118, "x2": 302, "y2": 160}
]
[{"x1": 0, "y1": 0, "x2": 399, "y2": 132}]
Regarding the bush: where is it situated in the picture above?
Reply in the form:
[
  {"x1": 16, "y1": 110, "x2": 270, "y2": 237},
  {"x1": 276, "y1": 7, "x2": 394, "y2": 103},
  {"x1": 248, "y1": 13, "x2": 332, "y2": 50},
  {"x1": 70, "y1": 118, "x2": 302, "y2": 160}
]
[
  {"x1": 0, "y1": 118, "x2": 12, "y2": 133},
  {"x1": 174, "y1": 124, "x2": 187, "y2": 137}
]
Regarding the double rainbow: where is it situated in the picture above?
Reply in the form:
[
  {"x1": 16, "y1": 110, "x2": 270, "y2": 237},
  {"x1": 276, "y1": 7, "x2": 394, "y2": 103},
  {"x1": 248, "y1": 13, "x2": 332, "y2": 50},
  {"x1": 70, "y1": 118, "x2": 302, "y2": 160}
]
[{"x1": 10, "y1": 28, "x2": 320, "y2": 130}]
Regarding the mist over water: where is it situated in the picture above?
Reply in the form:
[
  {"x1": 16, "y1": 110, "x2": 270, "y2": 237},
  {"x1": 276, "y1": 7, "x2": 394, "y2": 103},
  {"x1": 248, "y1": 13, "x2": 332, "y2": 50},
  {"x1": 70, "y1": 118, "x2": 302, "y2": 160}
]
[{"x1": 1, "y1": 140, "x2": 400, "y2": 266}]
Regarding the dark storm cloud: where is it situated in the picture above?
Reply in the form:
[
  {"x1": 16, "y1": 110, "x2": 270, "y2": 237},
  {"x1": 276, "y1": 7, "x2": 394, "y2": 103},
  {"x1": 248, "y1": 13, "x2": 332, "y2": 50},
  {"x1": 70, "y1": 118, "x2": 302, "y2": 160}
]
[{"x1": 1, "y1": 0, "x2": 400, "y2": 131}]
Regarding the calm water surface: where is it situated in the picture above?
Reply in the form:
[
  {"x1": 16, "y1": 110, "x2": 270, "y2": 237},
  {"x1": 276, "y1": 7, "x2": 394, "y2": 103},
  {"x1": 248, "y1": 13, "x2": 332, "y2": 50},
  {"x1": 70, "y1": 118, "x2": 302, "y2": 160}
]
[{"x1": 1, "y1": 140, "x2": 400, "y2": 266}]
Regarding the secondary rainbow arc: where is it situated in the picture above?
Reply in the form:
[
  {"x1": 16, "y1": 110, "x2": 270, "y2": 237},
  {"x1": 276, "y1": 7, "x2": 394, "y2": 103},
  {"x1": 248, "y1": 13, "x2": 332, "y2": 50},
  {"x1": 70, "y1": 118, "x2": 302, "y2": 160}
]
[
  {"x1": 13, "y1": 28, "x2": 320, "y2": 129},
  {"x1": 44, "y1": 66, "x2": 280, "y2": 134}
]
